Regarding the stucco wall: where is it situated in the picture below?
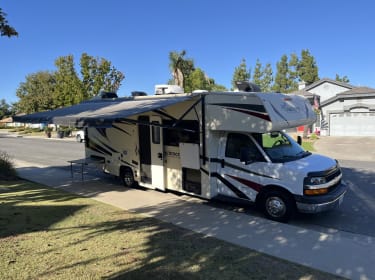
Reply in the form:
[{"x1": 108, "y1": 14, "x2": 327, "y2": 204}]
[
  {"x1": 309, "y1": 82, "x2": 350, "y2": 102},
  {"x1": 322, "y1": 97, "x2": 375, "y2": 115}
]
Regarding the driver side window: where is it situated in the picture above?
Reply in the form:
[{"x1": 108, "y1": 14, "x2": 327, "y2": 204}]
[{"x1": 225, "y1": 133, "x2": 263, "y2": 161}]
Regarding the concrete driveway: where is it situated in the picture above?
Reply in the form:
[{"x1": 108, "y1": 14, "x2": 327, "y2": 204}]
[{"x1": 313, "y1": 136, "x2": 375, "y2": 162}]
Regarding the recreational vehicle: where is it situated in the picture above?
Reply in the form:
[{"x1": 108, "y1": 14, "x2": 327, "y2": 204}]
[{"x1": 15, "y1": 84, "x2": 347, "y2": 222}]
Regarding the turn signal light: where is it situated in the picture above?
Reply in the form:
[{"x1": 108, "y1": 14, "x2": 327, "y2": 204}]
[{"x1": 304, "y1": 188, "x2": 328, "y2": 195}]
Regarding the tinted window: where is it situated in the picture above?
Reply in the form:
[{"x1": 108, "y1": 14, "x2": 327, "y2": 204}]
[
  {"x1": 225, "y1": 133, "x2": 263, "y2": 161},
  {"x1": 163, "y1": 120, "x2": 199, "y2": 146},
  {"x1": 151, "y1": 122, "x2": 160, "y2": 144}
]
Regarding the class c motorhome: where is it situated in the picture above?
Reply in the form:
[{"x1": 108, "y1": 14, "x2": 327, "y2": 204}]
[{"x1": 15, "y1": 83, "x2": 347, "y2": 222}]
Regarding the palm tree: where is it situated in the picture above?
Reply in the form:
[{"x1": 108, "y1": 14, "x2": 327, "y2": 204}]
[
  {"x1": 168, "y1": 50, "x2": 194, "y2": 89},
  {"x1": 169, "y1": 50, "x2": 185, "y2": 88}
]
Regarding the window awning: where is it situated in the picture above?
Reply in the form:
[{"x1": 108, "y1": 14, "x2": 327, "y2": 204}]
[{"x1": 13, "y1": 96, "x2": 193, "y2": 127}]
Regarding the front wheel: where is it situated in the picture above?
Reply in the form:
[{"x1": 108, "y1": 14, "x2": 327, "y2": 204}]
[
  {"x1": 261, "y1": 191, "x2": 295, "y2": 222},
  {"x1": 120, "y1": 167, "x2": 136, "y2": 188}
]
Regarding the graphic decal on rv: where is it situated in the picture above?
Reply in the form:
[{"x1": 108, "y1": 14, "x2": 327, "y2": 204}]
[
  {"x1": 212, "y1": 172, "x2": 249, "y2": 199},
  {"x1": 211, "y1": 103, "x2": 271, "y2": 121},
  {"x1": 226, "y1": 174, "x2": 263, "y2": 192},
  {"x1": 112, "y1": 125, "x2": 131, "y2": 136},
  {"x1": 97, "y1": 139, "x2": 119, "y2": 154},
  {"x1": 210, "y1": 158, "x2": 277, "y2": 180},
  {"x1": 95, "y1": 128, "x2": 108, "y2": 139},
  {"x1": 87, "y1": 141, "x2": 113, "y2": 156}
]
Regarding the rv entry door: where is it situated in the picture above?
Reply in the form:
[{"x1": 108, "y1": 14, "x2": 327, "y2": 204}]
[{"x1": 150, "y1": 116, "x2": 165, "y2": 191}]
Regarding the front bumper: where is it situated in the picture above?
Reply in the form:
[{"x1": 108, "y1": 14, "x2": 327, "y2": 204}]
[{"x1": 294, "y1": 182, "x2": 347, "y2": 214}]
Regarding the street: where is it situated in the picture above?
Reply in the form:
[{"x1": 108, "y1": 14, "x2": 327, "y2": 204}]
[{"x1": 1, "y1": 132, "x2": 375, "y2": 238}]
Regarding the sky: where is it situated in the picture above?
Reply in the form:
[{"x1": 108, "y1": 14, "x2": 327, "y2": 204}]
[{"x1": 1, "y1": 0, "x2": 375, "y2": 104}]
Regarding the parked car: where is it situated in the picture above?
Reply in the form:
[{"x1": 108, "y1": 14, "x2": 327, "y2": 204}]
[{"x1": 76, "y1": 130, "x2": 85, "y2": 142}]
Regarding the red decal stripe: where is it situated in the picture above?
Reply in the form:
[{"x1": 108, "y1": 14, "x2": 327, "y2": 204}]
[
  {"x1": 226, "y1": 174, "x2": 263, "y2": 192},
  {"x1": 226, "y1": 108, "x2": 271, "y2": 121}
]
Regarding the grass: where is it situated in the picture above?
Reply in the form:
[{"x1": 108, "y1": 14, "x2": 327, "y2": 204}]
[
  {"x1": 302, "y1": 140, "x2": 315, "y2": 152},
  {"x1": 0, "y1": 180, "x2": 344, "y2": 280}
]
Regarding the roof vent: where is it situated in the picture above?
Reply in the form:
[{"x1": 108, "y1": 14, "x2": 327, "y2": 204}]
[
  {"x1": 93, "y1": 91, "x2": 118, "y2": 99},
  {"x1": 131, "y1": 91, "x2": 147, "y2": 97},
  {"x1": 235, "y1": 81, "x2": 261, "y2": 92},
  {"x1": 155, "y1": 84, "x2": 184, "y2": 95}
]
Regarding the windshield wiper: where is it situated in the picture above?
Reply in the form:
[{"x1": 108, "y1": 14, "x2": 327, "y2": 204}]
[{"x1": 297, "y1": 151, "x2": 311, "y2": 158}]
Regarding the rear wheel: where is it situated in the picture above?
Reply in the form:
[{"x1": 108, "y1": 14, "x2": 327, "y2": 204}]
[
  {"x1": 261, "y1": 190, "x2": 295, "y2": 222},
  {"x1": 120, "y1": 167, "x2": 136, "y2": 188}
]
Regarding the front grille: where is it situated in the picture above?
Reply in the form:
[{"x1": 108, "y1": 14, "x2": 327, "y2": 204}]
[
  {"x1": 326, "y1": 166, "x2": 341, "y2": 182},
  {"x1": 304, "y1": 165, "x2": 342, "y2": 194}
]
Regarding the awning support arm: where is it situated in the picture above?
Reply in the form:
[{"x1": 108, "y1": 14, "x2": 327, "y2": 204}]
[{"x1": 172, "y1": 97, "x2": 203, "y2": 128}]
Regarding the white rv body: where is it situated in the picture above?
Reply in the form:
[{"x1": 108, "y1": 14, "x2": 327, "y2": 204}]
[{"x1": 83, "y1": 91, "x2": 346, "y2": 221}]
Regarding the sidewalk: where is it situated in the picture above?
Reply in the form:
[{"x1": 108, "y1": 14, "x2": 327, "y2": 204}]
[{"x1": 14, "y1": 159, "x2": 375, "y2": 280}]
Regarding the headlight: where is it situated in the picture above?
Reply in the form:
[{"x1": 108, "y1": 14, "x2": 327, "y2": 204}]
[
  {"x1": 307, "y1": 177, "x2": 326, "y2": 185},
  {"x1": 304, "y1": 176, "x2": 329, "y2": 195}
]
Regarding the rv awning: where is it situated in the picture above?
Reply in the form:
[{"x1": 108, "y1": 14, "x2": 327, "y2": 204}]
[{"x1": 13, "y1": 96, "x2": 192, "y2": 127}]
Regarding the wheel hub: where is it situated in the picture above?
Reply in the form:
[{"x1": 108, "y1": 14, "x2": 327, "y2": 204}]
[{"x1": 266, "y1": 197, "x2": 286, "y2": 217}]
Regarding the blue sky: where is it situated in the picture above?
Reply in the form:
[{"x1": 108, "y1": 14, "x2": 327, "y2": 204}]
[{"x1": 1, "y1": 0, "x2": 375, "y2": 104}]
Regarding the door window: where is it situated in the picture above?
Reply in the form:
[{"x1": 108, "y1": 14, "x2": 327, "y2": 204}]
[
  {"x1": 151, "y1": 122, "x2": 161, "y2": 144},
  {"x1": 225, "y1": 133, "x2": 263, "y2": 161}
]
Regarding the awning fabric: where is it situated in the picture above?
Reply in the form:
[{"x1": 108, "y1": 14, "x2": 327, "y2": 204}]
[{"x1": 13, "y1": 96, "x2": 192, "y2": 127}]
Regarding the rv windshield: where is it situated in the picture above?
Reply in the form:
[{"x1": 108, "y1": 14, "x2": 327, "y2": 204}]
[{"x1": 258, "y1": 131, "x2": 311, "y2": 163}]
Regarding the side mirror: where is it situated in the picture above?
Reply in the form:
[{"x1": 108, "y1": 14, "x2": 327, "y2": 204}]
[{"x1": 297, "y1": 135, "x2": 302, "y2": 146}]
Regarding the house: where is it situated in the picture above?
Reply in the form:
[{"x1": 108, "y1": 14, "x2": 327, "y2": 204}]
[
  {"x1": 0, "y1": 115, "x2": 41, "y2": 129},
  {"x1": 294, "y1": 78, "x2": 375, "y2": 136},
  {"x1": 0, "y1": 116, "x2": 23, "y2": 128}
]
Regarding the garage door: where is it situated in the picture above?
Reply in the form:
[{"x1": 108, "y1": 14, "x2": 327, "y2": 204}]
[{"x1": 330, "y1": 112, "x2": 375, "y2": 136}]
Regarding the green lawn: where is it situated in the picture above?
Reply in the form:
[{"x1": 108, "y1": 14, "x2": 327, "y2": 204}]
[
  {"x1": 0, "y1": 180, "x2": 343, "y2": 280},
  {"x1": 302, "y1": 140, "x2": 315, "y2": 152}
]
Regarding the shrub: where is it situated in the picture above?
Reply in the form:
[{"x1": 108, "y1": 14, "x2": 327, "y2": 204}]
[
  {"x1": 309, "y1": 133, "x2": 319, "y2": 140},
  {"x1": 0, "y1": 150, "x2": 17, "y2": 180}
]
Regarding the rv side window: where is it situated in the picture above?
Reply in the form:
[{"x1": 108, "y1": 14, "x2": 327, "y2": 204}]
[
  {"x1": 151, "y1": 123, "x2": 161, "y2": 144},
  {"x1": 225, "y1": 133, "x2": 263, "y2": 161},
  {"x1": 163, "y1": 120, "x2": 199, "y2": 146}
]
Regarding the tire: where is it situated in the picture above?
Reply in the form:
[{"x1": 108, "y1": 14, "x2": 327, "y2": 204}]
[
  {"x1": 76, "y1": 135, "x2": 82, "y2": 142},
  {"x1": 261, "y1": 190, "x2": 295, "y2": 223},
  {"x1": 120, "y1": 167, "x2": 136, "y2": 188}
]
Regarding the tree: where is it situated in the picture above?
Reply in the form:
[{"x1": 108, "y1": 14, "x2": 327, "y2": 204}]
[
  {"x1": 0, "y1": 99, "x2": 11, "y2": 119},
  {"x1": 273, "y1": 53, "x2": 305, "y2": 93},
  {"x1": 185, "y1": 68, "x2": 209, "y2": 93},
  {"x1": 251, "y1": 60, "x2": 274, "y2": 92},
  {"x1": 208, "y1": 83, "x2": 228, "y2": 92},
  {"x1": 169, "y1": 50, "x2": 194, "y2": 89},
  {"x1": 288, "y1": 53, "x2": 299, "y2": 91},
  {"x1": 273, "y1": 55, "x2": 289, "y2": 93},
  {"x1": 252, "y1": 59, "x2": 263, "y2": 88},
  {"x1": 335, "y1": 74, "x2": 350, "y2": 83},
  {"x1": 231, "y1": 58, "x2": 251, "y2": 90},
  {"x1": 15, "y1": 53, "x2": 125, "y2": 113},
  {"x1": 260, "y1": 63, "x2": 273, "y2": 92},
  {"x1": 297, "y1": 49, "x2": 319, "y2": 85},
  {"x1": 0, "y1": 8, "x2": 18, "y2": 38},
  {"x1": 80, "y1": 53, "x2": 124, "y2": 98},
  {"x1": 15, "y1": 71, "x2": 56, "y2": 114},
  {"x1": 54, "y1": 55, "x2": 84, "y2": 107}
]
